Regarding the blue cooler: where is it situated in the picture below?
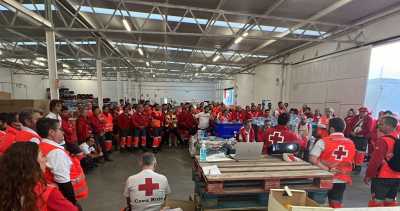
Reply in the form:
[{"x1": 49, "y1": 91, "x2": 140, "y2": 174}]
[{"x1": 214, "y1": 122, "x2": 242, "y2": 139}]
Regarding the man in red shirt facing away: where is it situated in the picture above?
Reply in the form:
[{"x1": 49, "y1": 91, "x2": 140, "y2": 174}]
[
  {"x1": 89, "y1": 106, "x2": 112, "y2": 162},
  {"x1": 348, "y1": 107, "x2": 373, "y2": 174},
  {"x1": 61, "y1": 106, "x2": 77, "y2": 145},
  {"x1": 118, "y1": 106, "x2": 132, "y2": 152},
  {"x1": 102, "y1": 105, "x2": 114, "y2": 152},
  {"x1": 309, "y1": 118, "x2": 356, "y2": 208},
  {"x1": 364, "y1": 115, "x2": 400, "y2": 207},
  {"x1": 151, "y1": 104, "x2": 163, "y2": 151},
  {"x1": 131, "y1": 104, "x2": 149, "y2": 149},
  {"x1": 263, "y1": 113, "x2": 303, "y2": 154}
]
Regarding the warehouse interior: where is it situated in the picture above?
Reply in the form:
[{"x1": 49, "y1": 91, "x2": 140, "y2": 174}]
[{"x1": 1, "y1": 0, "x2": 400, "y2": 210}]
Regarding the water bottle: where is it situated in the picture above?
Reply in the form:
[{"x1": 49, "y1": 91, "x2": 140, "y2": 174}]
[{"x1": 199, "y1": 142, "x2": 207, "y2": 161}]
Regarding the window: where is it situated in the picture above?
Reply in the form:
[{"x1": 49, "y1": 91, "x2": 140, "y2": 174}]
[
  {"x1": 365, "y1": 41, "x2": 400, "y2": 117},
  {"x1": 223, "y1": 88, "x2": 234, "y2": 105}
]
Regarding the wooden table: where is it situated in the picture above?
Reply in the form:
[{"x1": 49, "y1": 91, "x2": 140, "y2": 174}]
[{"x1": 193, "y1": 155, "x2": 333, "y2": 195}]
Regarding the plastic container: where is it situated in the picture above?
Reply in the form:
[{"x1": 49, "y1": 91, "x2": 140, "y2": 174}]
[{"x1": 214, "y1": 122, "x2": 243, "y2": 139}]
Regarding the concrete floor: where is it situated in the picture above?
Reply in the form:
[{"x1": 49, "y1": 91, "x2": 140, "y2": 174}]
[{"x1": 80, "y1": 148, "x2": 371, "y2": 211}]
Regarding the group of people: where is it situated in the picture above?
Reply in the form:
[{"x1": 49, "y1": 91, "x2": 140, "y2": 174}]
[{"x1": 1, "y1": 97, "x2": 400, "y2": 210}]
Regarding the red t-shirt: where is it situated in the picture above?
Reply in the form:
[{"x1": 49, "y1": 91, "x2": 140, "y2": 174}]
[
  {"x1": 118, "y1": 113, "x2": 131, "y2": 130},
  {"x1": 76, "y1": 116, "x2": 90, "y2": 142}
]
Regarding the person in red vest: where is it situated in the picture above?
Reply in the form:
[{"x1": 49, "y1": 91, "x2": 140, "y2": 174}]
[
  {"x1": 151, "y1": 104, "x2": 163, "y2": 151},
  {"x1": 132, "y1": 104, "x2": 149, "y2": 149},
  {"x1": 36, "y1": 118, "x2": 88, "y2": 207},
  {"x1": 364, "y1": 115, "x2": 400, "y2": 207},
  {"x1": 274, "y1": 101, "x2": 286, "y2": 117},
  {"x1": 348, "y1": 107, "x2": 373, "y2": 174},
  {"x1": 309, "y1": 118, "x2": 356, "y2": 208},
  {"x1": 263, "y1": 113, "x2": 303, "y2": 154},
  {"x1": 238, "y1": 120, "x2": 256, "y2": 142},
  {"x1": 177, "y1": 103, "x2": 196, "y2": 142},
  {"x1": 0, "y1": 113, "x2": 17, "y2": 155},
  {"x1": 250, "y1": 105, "x2": 259, "y2": 118},
  {"x1": 316, "y1": 107, "x2": 335, "y2": 139},
  {"x1": 16, "y1": 109, "x2": 43, "y2": 144},
  {"x1": 102, "y1": 105, "x2": 114, "y2": 152},
  {"x1": 217, "y1": 109, "x2": 230, "y2": 123},
  {"x1": 344, "y1": 109, "x2": 356, "y2": 137},
  {"x1": 0, "y1": 142, "x2": 78, "y2": 211},
  {"x1": 61, "y1": 107, "x2": 82, "y2": 157},
  {"x1": 76, "y1": 108, "x2": 91, "y2": 145},
  {"x1": 89, "y1": 106, "x2": 112, "y2": 162},
  {"x1": 118, "y1": 105, "x2": 132, "y2": 152}
]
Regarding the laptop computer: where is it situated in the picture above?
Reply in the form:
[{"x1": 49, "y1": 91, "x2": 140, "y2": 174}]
[{"x1": 230, "y1": 142, "x2": 264, "y2": 160}]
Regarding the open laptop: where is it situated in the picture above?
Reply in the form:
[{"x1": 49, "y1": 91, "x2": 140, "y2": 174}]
[{"x1": 230, "y1": 142, "x2": 264, "y2": 160}]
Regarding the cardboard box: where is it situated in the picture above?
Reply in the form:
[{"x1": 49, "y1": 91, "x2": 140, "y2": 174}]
[
  {"x1": 268, "y1": 189, "x2": 333, "y2": 211},
  {"x1": 165, "y1": 199, "x2": 195, "y2": 211},
  {"x1": 0, "y1": 100, "x2": 49, "y2": 113}
]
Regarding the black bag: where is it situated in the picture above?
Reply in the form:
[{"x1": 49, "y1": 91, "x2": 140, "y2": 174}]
[{"x1": 385, "y1": 135, "x2": 400, "y2": 172}]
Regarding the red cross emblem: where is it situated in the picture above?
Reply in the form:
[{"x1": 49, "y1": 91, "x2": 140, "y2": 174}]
[
  {"x1": 138, "y1": 178, "x2": 160, "y2": 196},
  {"x1": 332, "y1": 145, "x2": 348, "y2": 161},
  {"x1": 268, "y1": 131, "x2": 284, "y2": 144}
]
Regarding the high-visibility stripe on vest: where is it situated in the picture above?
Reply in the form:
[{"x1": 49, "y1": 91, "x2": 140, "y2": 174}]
[
  {"x1": 319, "y1": 134, "x2": 356, "y2": 184},
  {"x1": 378, "y1": 136, "x2": 400, "y2": 179},
  {"x1": 39, "y1": 142, "x2": 89, "y2": 200}
]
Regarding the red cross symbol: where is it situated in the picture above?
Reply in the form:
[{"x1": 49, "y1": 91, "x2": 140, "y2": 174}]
[
  {"x1": 332, "y1": 145, "x2": 348, "y2": 161},
  {"x1": 138, "y1": 178, "x2": 160, "y2": 196},
  {"x1": 268, "y1": 131, "x2": 284, "y2": 144}
]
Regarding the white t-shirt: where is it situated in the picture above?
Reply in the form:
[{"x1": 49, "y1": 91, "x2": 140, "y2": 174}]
[
  {"x1": 195, "y1": 112, "x2": 211, "y2": 129},
  {"x1": 79, "y1": 142, "x2": 95, "y2": 155},
  {"x1": 124, "y1": 169, "x2": 171, "y2": 211},
  {"x1": 42, "y1": 138, "x2": 72, "y2": 183}
]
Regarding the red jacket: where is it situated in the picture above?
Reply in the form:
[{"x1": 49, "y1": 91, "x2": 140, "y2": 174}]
[
  {"x1": 0, "y1": 132, "x2": 16, "y2": 155},
  {"x1": 348, "y1": 115, "x2": 373, "y2": 138},
  {"x1": 62, "y1": 117, "x2": 77, "y2": 144},
  {"x1": 118, "y1": 113, "x2": 131, "y2": 130},
  {"x1": 131, "y1": 112, "x2": 149, "y2": 128},
  {"x1": 239, "y1": 127, "x2": 256, "y2": 142},
  {"x1": 344, "y1": 116, "x2": 354, "y2": 137},
  {"x1": 76, "y1": 116, "x2": 90, "y2": 142},
  {"x1": 263, "y1": 125, "x2": 304, "y2": 153},
  {"x1": 89, "y1": 115, "x2": 105, "y2": 135},
  {"x1": 366, "y1": 132, "x2": 400, "y2": 179},
  {"x1": 178, "y1": 111, "x2": 196, "y2": 129}
]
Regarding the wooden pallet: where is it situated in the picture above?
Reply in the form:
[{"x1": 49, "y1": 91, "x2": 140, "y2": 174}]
[{"x1": 193, "y1": 155, "x2": 333, "y2": 195}]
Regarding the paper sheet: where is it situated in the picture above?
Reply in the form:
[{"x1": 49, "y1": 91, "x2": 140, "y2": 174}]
[{"x1": 202, "y1": 165, "x2": 222, "y2": 176}]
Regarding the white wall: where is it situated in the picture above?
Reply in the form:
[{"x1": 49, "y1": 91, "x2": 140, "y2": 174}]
[
  {"x1": 234, "y1": 74, "x2": 255, "y2": 106},
  {"x1": 253, "y1": 64, "x2": 283, "y2": 105},
  {"x1": 0, "y1": 67, "x2": 217, "y2": 103},
  {"x1": 287, "y1": 47, "x2": 371, "y2": 117}
]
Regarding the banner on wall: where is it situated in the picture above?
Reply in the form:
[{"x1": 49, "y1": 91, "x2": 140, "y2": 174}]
[{"x1": 223, "y1": 88, "x2": 234, "y2": 105}]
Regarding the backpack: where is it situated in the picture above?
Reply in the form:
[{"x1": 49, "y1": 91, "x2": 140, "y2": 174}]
[{"x1": 385, "y1": 135, "x2": 400, "y2": 172}]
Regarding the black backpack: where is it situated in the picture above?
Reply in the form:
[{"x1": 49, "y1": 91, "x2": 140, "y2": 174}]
[{"x1": 385, "y1": 135, "x2": 400, "y2": 172}]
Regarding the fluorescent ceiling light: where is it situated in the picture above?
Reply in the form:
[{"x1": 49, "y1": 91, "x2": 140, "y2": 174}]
[
  {"x1": 234, "y1": 37, "x2": 243, "y2": 44},
  {"x1": 78, "y1": 70, "x2": 83, "y2": 73},
  {"x1": 63, "y1": 69, "x2": 71, "y2": 73},
  {"x1": 36, "y1": 57, "x2": 46, "y2": 61},
  {"x1": 212, "y1": 55, "x2": 220, "y2": 62},
  {"x1": 194, "y1": 73, "x2": 199, "y2": 77},
  {"x1": 152, "y1": 74, "x2": 155, "y2": 78},
  {"x1": 146, "y1": 62, "x2": 150, "y2": 67},
  {"x1": 243, "y1": 32, "x2": 249, "y2": 37},
  {"x1": 62, "y1": 64, "x2": 70, "y2": 68},
  {"x1": 33, "y1": 60, "x2": 45, "y2": 66},
  {"x1": 201, "y1": 66, "x2": 206, "y2": 71},
  {"x1": 122, "y1": 19, "x2": 131, "y2": 32},
  {"x1": 138, "y1": 48, "x2": 144, "y2": 56}
]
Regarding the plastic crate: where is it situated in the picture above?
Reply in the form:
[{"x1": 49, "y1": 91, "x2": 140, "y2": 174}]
[{"x1": 214, "y1": 123, "x2": 242, "y2": 139}]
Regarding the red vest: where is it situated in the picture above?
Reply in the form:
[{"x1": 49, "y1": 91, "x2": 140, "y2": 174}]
[
  {"x1": 0, "y1": 133, "x2": 16, "y2": 155},
  {"x1": 239, "y1": 127, "x2": 255, "y2": 142},
  {"x1": 15, "y1": 129, "x2": 41, "y2": 143},
  {"x1": 103, "y1": 113, "x2": 113, "y2": 132},
  {"x1": 151, "y1": 111, "x2": 163, "y2": 128},
  {"x1": 39, "y1": 142, "x2": 89, "y2": 200},
  {"x1": 319, "y1": 134, "x2": 355, "y2": 184},
  {"x1": 378, "y1": 136, "x2": 400, "y2": 179}
]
